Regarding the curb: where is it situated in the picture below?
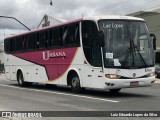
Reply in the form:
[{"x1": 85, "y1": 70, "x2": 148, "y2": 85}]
[{"x1": 155, "y1": 79, "x2": 160, "y2": 84}]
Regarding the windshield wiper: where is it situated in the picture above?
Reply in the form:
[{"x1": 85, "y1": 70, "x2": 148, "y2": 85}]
[
  {"x1": 125, "y1": 21, "x2": 135, "y2": 66},
  {"x1": 132, "y1": 44, "x2": 147, "y2": 67},
  {"x1": 125, "y1": 21, "x2": 147, "y2": 67}
]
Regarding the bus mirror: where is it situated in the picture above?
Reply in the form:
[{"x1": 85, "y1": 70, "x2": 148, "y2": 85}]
[
  {"x1": 150, "y1": 33, "x2": 156, "y2": 50},
  {"x1": 97, "y1": 30, "x2": 105, "y2": 47}
]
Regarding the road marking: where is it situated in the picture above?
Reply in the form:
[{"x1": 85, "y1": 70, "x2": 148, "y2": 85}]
[{"x1": 0, "y1": 84, "x2": 119, "y2": 103}]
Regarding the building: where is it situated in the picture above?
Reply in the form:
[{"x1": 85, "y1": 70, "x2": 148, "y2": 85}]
[
  {"x1": 128, "y1": 7, "x2": 160, "y2": 63},
  {"x1": 37, "y1": 14, "x2": 66, "y2": 28},
  {"x1": 128, "y1": 7, "x2": 160, "y2": 50}
]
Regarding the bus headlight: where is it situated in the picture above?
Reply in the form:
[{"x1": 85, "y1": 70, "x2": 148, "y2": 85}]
[
  {"x1": 146, "y1": 72, "x2": 155, "y2": 77},
  {"x1": 105, "y1": 74, "x2": 121, "y2": 79}
]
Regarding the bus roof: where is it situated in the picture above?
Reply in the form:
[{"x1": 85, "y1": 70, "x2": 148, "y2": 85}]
[
  {"x1": 83, "y1": 15, "x2": 144, "y2": 21},
  {"x1": 5, "y1": 18, "x2": 83, "y2": 39},
  {"x1": 6, "y1": 15, "x2": 144, "y2": 39}
]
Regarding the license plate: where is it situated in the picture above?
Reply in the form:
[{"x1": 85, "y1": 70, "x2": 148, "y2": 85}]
[{"x1": 130, "y1": 81, "x2": 139, "y2": 86}]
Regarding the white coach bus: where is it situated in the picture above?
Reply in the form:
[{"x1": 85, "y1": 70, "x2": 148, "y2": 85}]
[{"x1": 4, "y1": 15, "x2": 156, "y2": 93}]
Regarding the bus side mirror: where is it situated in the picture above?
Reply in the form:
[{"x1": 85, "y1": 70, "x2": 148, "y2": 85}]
[
  {"x1": 150, "y1": 33, "x2": 156, "y2": 50},
  {"x1": 96, "y1": 30, "x2": 105, "y2": 47}
]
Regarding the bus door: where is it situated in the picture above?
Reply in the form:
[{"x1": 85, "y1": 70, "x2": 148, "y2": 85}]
[{"x1": 81, "y1": 21, "x2": 97, "y2": 87}]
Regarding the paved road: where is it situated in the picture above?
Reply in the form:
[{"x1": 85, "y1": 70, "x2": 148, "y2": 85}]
[{"x1": 0, "y1": 75, "x2": 160, "y2": 120}]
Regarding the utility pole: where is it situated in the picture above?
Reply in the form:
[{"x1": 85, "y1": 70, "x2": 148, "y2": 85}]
[
  {"x1": 50, "y1": 0, "x2": 53, "y2": 15},
  {"x1": 0, "y1": 16, "x2": 30, "y2": 31}
]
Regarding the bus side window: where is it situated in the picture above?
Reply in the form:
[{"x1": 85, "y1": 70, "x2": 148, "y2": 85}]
[
  {"x1": 16, "y1": 37, "x2": 24, "y2": 52},
  {"x1": 49, "y1": 30, "x2": 53, "y2": 47},
  {"x1": 75, "y1": 23, "x2": 80, "y2": 45},
  {"x1": 62, "y1": 26, "x2": 68, "y2": 45},
  {"x1": 11, "y1": 38, "x2": 16, "y2": 52},
  {"x1": 4, "y1": 39, "x2": 11, "y2": 53},
  {"x1": 46, "y1": 31, "x2": 49, "y2": 48},
  {"x1": 39, "y1": 32, "x2": 46, "y2": 49},
  {"x1": 36, "y1": 33, "x2": 40, "y2": 49},
  {"x1": 28, "y1": 34, "x2": 35, "y2": 50},
  {"x1": 22, "y1": 36, "x2": 27, "y2": 51},
  {"x1": 52, "y1": 28, "x2": 61, "y2": 47},
  {"x1": 62, "y1": 23, "x2": 80, "y2": 46}
]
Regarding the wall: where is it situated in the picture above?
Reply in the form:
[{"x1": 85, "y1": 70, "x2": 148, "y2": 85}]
[
  {"x1": 142, "y1": 13, "x2": 160, "y2": 49},
  {"x1": 129, "y1": 12, "x2": 160, "y2": 49}
]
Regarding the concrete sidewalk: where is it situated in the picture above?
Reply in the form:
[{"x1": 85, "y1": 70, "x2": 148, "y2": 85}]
[{"x1": 0, "y1": 74, "x2": 5, "y2": 80}]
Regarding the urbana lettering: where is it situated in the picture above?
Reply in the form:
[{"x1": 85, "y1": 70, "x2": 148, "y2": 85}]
[{"x1": 42, "y1": 51, "x2": 66, "y2": 60}]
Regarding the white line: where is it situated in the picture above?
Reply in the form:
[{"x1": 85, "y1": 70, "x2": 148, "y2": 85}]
[{"x1": 0, "y1": 84, "x2": 119, "y2": 103}]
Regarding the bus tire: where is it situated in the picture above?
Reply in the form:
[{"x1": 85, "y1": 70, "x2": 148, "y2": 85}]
[
  {"x1": 109, "y1": 89, "x2": 121, "y2": 94},
  {"x1": 71, "y1": 75, "x2": 83, "y2": 93},
  {"x1": 17, "y1": 71, "x2": 28, "y2": 87}
]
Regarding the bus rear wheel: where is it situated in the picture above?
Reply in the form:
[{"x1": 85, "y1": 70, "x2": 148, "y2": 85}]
[
  {"x1": 71, "y1": 75, "x2": 83, "y2": 93},
  {"x1": 17, "y1": 71, "x2": 25, "y2": 87},
  {"x1": 17, "y1": 71, "x2": 31, "y2": 87},
  {"x1": 109, "y1": 89, "x2": 121, "y2": 94}
]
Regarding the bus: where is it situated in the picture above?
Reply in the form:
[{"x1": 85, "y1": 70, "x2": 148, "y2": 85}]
[{"x1": 4, "y1": 15, "x2": 156, "y2": 93}]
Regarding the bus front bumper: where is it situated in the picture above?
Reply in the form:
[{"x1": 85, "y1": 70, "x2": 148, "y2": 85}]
[{"x1": 104, "y1": 76, "x2": 155, "y2": 89}]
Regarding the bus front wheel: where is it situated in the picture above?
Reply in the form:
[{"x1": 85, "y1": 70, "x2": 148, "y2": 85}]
[{"x1": 71, "y1": 75, "x2": 83, "y2": 93}]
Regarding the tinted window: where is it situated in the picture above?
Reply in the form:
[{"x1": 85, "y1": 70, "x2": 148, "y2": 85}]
[
  {"x1": 49, "y1": 30, "x2": 53, "y2": 47},
  {"x1": 39, "y1": 32, "x2": 46, "y2": 49},
  {"x1": 28, "y1": 34, "x2": 35, "y2": 50},
  {"x1": 4, "y1": 22, "x2": 80, "y2": 53},
  {"x1": 52, "y1": 28, "x2": 61, "y2": 47},
  {"x1": 4, "y1": 39, "x2": 11, "y2": 53},
  {"x1": 11, "y1": 39, "x2": 16, "y2": 52},
  {"x1": 62, "y1": 24, "x2": 80, "y2": 45},
  {"x1": 45, "y1": 31, "x2": 49, "y2": 48},
  {"x1": 82, "y1": 21, "x2": 101, "y2": 67},
  {"x1": 35, "y1": 33, "x2": 40, "y2": 49},
  {"x1": 16, "y1": 37, "x2": 24, "y2": 51}
]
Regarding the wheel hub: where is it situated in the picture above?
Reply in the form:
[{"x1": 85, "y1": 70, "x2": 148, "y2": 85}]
[{"x1": 72, "y1": 78, "x2": 79, "y2": 88}]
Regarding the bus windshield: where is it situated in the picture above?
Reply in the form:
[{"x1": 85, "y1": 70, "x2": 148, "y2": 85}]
[{"x1": 99, "y1": 20, "x2": 154, "y2": 68}]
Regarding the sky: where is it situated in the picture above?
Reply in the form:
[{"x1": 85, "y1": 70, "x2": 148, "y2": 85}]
[{"x1": 0, "y1": 0, "x2": 160, "y2": 42}]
